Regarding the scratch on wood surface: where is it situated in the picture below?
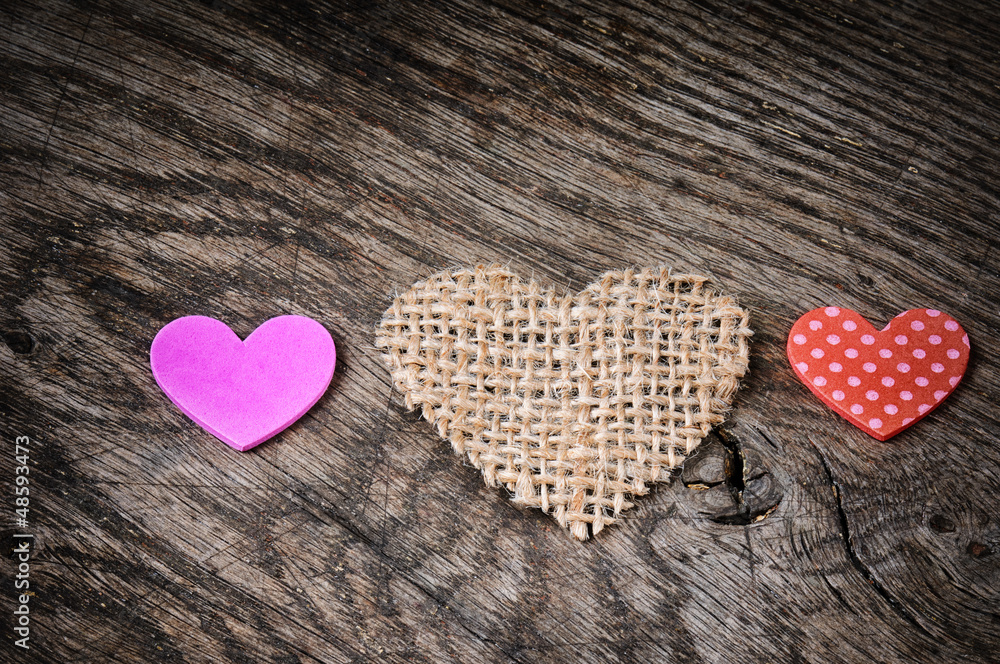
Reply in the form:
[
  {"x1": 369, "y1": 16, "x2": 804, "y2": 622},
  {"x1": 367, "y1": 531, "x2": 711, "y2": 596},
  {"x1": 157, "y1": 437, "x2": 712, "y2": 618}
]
[
  {"x1": 836, "y1": 136, "x2": 864, "y2": 147},
  {"x1": 761, "y1": 120, "x2": 801, "y2": 138}
]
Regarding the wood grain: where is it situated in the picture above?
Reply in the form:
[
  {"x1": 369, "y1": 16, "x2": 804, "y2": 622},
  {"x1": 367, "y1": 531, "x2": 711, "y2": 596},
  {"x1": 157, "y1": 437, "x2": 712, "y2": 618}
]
[{"x1": 1, "y1": 0, "x2": 998, "y2": 662}]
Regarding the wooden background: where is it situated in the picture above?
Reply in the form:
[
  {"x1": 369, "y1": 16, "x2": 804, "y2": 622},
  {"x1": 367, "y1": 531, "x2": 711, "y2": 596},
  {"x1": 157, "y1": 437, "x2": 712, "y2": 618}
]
[{"x1": 2, "y1": 0, "x2": 999, "y2": 661}]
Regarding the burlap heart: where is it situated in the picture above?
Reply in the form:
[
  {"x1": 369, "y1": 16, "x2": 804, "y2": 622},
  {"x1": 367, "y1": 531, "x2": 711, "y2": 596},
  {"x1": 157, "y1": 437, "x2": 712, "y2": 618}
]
[{"x1": 375, "y1": 266, "x2": 752, "y2": 539}]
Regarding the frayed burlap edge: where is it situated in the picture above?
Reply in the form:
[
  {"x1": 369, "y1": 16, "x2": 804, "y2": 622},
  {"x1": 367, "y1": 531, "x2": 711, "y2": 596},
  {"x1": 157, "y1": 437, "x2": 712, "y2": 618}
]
[{"x1": 375, "y1": 265, "x2": 752, "y2": 540}]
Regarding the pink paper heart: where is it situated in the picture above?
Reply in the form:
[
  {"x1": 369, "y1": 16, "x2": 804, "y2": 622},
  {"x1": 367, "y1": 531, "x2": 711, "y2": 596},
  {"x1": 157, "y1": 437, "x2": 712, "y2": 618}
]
[
  {"x1": 787, "y1": 307, "x2": 969, "y2": 441},
  {"x1": 150, "y1": 315, "x2": 336, "y2": 451}
]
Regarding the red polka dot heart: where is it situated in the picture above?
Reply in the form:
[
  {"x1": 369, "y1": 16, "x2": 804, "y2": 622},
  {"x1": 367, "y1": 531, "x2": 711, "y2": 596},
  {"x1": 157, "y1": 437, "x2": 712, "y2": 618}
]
[{"x1": 787, "y1": 307, "x2": 969, "y2": 441}]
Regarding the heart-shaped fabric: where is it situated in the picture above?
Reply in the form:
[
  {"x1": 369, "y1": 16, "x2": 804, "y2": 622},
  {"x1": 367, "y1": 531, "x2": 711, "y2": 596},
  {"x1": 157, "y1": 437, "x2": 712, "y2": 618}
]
[
  {"x1": 375, "y1": 266, "x2": 752, "y2": 539},
  {"x1": 151, "y1": 315, "x2": 336, "y2": 451},
  {"x1": 787, "y1": 307, "x2": 969, "y2": 441}
]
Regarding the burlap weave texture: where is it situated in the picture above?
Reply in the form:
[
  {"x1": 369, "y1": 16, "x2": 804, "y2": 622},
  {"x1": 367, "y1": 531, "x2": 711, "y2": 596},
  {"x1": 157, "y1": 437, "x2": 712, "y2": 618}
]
[{"x1": 376, "y1": 265, "x2": 752, "y2": 540}]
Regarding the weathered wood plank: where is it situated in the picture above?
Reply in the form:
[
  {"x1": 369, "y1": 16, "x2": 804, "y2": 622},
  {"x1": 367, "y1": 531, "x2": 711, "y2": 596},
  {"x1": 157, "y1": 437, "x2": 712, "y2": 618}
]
[{"x1": 1, "y1": 0, "x2": 998, "y2": 662}]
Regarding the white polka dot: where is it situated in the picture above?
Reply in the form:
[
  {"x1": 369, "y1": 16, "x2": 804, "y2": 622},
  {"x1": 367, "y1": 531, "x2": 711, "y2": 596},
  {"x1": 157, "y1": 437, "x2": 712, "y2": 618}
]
[
  {"x1": 926, "y1": 310, "x2": 940, "y2": 317},
  {"x1": 842, "y1": 320, "x2": 857, "y2": 331},
  {"x1": 825, "y1": 307, "x2": 840, "y2": 317},
  {"x1": 882, "y1": 376, "x2": 895, "y2": 387},
  {"x1": 865, "y1": 390, "x2": 879, "y2": 401},
  {"x1": 897, "y1": 362, "x2": 910, "y2": 373},
  {"x1": 902, "y1": 417, "x2": 914, "y2": 425},
  {"x1": 861, "y1": 334, "x2": 875, "y2": 345},
  {"x1": 928, "y1": 335, "x2": 942, "y2": 345},
  {"x1": 884, "y1": 404, "x2": 898, "y2": 415},
  {"x1": 894, "y1": 335, "x2": 908, "y2": 345},
  {"x1": 915, "y1": 377, "x2": 929, "y2": 387},
  {"x1": 900, "y1": 391, "x2": 913, "y2": 401},
  {"x1": 933, "y1": 390, "x2": 947, "y2": 401},
  {"x1": 946, "y1": 349, "x2": 959, "y2": 360},
  {"x1": 869, "y1": 418, "x2": 883, "y2": 429},
  {"x1": 851, "y1": 404, "x2": 864, "y2": 415},
  {"x1": 826, "y1": 334, "x2": 841, "y2": 345},
  {"x1": 962, "y1": 334, "x2": 969, "y2": 347},
  {"x1": 944, "y1": 320, "x2": 959, "y2": 331},
  {"x1": 949, "y1": 376, "x2": 961, "y2": 387},
  {"x1": 795, "y1": 362, "x2": 809, "y2": 372},
  {"x1": 910, "y1": 320, "x2": 924, "y2": 331},
  {"x1": 829, "y1": 362, "x2": 843, "y2": 373},
  {"x1": 879, "y1": 348, "x2": 892, "y2": 358},
  {"x1": 912, "y1": 348, "x2": 926, "y2": 359},
  {"x1": 793, "y1": 334, "x2": 807, "y2": 345},
  {"x1": 810, "y1": 320, "x2": 823, "y2": 331},
  {"x1": 811, "y1": 348, "x2": 825, "y2": 359},
  {"x1": 863, "y1": 362, "x2": 877, "y2": 373},
  {"x1": 918, "y1": 404, "x2": 930, "y2": 414},
  {"x1": 813, "y1": 376, "x2": 827, "y2": 387},
  {"x1": 845, "y1": 348, "x2": 859, "y2": 359},
  {"x1": 931, "y1": 363, "x2": 944, "y2": 373},
  {"x1": 848, "y1": 376, "x2": 861, "y2": 387},
  {"x1": 832, "y1": 390, "x2": 845, "y2": 401}
]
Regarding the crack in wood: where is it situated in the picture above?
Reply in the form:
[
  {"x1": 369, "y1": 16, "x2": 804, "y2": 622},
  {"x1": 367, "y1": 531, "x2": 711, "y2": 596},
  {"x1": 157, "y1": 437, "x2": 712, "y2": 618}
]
[
  {"x1": 717, "y1": 425, "x2": 747, "y2": 512},
  {"x1": 807, "y1": 437, "x2": 934, "y2": 637}
]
